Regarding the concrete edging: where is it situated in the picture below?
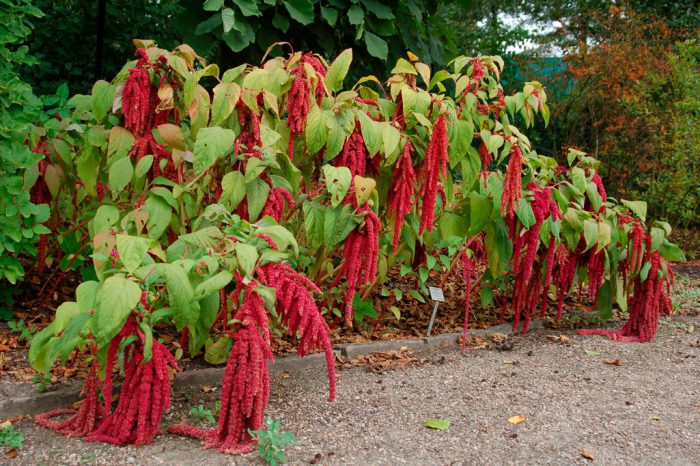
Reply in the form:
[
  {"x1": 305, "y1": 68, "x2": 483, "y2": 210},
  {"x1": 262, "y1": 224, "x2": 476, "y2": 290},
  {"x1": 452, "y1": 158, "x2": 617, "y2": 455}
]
[{"x1": 0, "y1": 321, "x2": 535, "y2": 418}]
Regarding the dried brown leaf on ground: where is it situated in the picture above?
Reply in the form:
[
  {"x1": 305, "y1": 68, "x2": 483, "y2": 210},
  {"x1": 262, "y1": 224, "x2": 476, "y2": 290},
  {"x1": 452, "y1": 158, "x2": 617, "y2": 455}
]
[
  {"x1": 338, "y1": 347, "x2": 426, "y2": 373},
  {"x1": 547, "y1": 334, "x2": 571, "y2": 344},
  {"x1": 604, "y1": 358, "x2": 623, "y2": 366},
  {"x1": 507, "y1": 415, "x2": 525, "y2": 425},
  {"x1": 581, "y1": 448, "x2": 596, "y2": 461}
]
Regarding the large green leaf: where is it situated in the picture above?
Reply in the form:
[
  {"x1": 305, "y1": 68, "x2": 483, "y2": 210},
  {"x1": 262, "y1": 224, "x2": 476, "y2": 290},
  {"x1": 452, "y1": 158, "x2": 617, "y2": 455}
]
[
  {"x1": 364, "y1": 32, "x2": 388, "y2": 60},
  {"x1": 193, "y1": 127, "x2": 236, "y2": 173},
  {"x1": 305, "y1": 105, "x2": 328, "y2": 154},
  {"x1": 116, "y1": 235, "x2": 153, "y2": 274},
  {"x1": 325, "y1": 48, "x2": 352, "y2": 92},
  {"x1": 322, "y1": 165, "x2": 352, "y2": 207},
  {"x1": 284, "y1": 0, "x2": 314, "y2": 25},
  {"x1": 94, "y1": 276, "x2": 142, "y2": 346}
]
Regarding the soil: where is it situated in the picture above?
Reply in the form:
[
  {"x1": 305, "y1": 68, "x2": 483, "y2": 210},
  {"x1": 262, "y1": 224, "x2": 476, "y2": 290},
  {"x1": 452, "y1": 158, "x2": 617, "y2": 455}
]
[{"x1": 5, "y1": 314, "x2": 700, "y2": 465}]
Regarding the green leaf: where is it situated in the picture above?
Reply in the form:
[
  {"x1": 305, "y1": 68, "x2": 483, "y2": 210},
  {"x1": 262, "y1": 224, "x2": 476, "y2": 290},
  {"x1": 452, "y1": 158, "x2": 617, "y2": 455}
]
[
  {"x1": 322, "y1": 165, "x2": 352, "y2": 207},
  {"x1": 325, "y1": 49, "x2": 353, "y2": 93},
  {"x1": 221, "y1": 8, "x2": 235, "y2": 33},
  {"x1": 116, "y1": 235, "x2": 153, "y2": 274},
  {"x1": 247, "y1": 178, "x2": 270, "y2": 221},
  {"x1": 205, "y1": 336, "x2": 230, "y2": 364},
  {"x1": 203, "y1": 0, "x2": 224, "y2": 11},
  {"x1": 364, "y1": 32, "x2": 388, "y2": 60},
  {"x1": 93, "y1": 205, "x2": 120, "y2": 233},
  {"x1": 235, "y1": 243, "x2": 259, "y2": 277},
  {"x1": 108, "y1": 156, "x2": 133, "y2": 192},
  {"x1": 144, "y1": 196, "x2": 172, "y2": 239},
  {"x1": 480, "y1": 288, "x2": 494, "y2": 309},
  {"x1": 94, "y1": 276, "x2": 142, "y2": 346},
  {"x1": 180, "y1": 226, "x2": 223, "y2": 249},
  {"x1": 391, "y1": 58, "x2": 417, "y2": 75},
  {"x1": 160, "y1": 263, "x2": 199, "y2": 327},
  {"x1": 195, "y1": 271, "x2": 233, "y2": 300},
  {"x1": 211, "y1": 82, "x2": 241, "y2": 125},
  {"x1": 193, "y1": 127, "x2": 236, "y2": 174},
  {"x1": 91, "y1": 80, "x2": 116, "y2": 122},
  {"x1": 583, "y1": 219, "x2": 598, "y2": 250},
  {"x1": 320, "y1": 6, "x2": 338, "y2": 25},
  {"x1": 284, "y1": 0, "x2": 314, "y2": 25},
  {"x1": 469, "y1": 192, "x2": 492, "y2": 235},
  {"x1": 425, "y1": 420, "x2": 450, "y2": 430},
  {"x1": 305, "y1": 105, "x2": 327, "y2": 154},
  {"x1": 303, "y1": 202, "x2": 324, "y2": 250},
  {"x1": 348, "y1": 5, "x2": 364, "y2": 25},
  {"x1": 621, "y1": 199, "x2": 647, "y2": 221},
  {"x1": 234, "y1": 0, "x2": 261, "y2": 16},
  {"x1": 357, "y1": 111, "x2": 381, "y2": 156},
  {"x1": 220, "y1": 171, "x2": 246, "y2": 210},
  {"x1": 659, "y1": 241, "x2": 686, "y2": 262},
  {"x1": 382, "y1": 124, "x2": 400, "y2": 159}
]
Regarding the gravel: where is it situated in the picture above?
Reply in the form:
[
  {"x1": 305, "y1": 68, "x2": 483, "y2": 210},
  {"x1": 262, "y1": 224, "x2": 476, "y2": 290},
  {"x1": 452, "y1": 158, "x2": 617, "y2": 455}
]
[{"x1": 8, "y1": 314, "x2": 700, "y2": 466}]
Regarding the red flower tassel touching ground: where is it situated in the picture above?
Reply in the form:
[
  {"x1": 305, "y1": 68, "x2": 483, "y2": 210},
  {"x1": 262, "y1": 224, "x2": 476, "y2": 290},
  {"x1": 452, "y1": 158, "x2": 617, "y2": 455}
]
[
  {"x1": 35, "y1": 361, "x2": 105, "y2": 437},
  {"x1": 339, "y1": 203, "x2": 381, "y2": 326},
  {"x1": 169, "y1": 283, "x2": 274, "y2": 454},
  {"x1": 387, "y1": 140, "x2": 416, "y2": 253},
  {"x1": 257, "y1": 262, "x2": 336, "y2": 400},
  {"x1": 86, "y1": 337, "x2": 177, "y2": 445},
  {"x1": 579, "y1": 248, "x2": 673, "y2": 342},
  {"x1": 417, "y1": 114, "x2": 448, "y2": 235}
]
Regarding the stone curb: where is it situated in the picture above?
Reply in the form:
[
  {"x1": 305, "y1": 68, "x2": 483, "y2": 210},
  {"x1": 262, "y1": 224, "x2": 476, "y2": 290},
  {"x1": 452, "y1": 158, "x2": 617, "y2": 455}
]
[{"x1": 0, "y1": 322, "x2": 538, "y2": 418}]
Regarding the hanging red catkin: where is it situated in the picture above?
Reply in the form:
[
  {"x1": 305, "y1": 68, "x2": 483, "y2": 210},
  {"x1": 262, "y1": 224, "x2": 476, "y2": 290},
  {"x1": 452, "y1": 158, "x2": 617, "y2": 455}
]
[
  {"x1": 501, "y1": 144, "x2": 524, "y2": 218},
  {"x1": 387, "y1": 140, "x2": 416, "y2": 253},
  {"x1": 579, "y1": 248, "x2": 673, "y2": 342},
  {"x1": 478, "y1": 141, "x2": 492, "y2": 170},
  {"x1": 460, "y1": 248, "x2": 475, "y2": 352},
  {"x1": 261, "y1": 186, "x2": 294, "y2": 222},
  {"x1": 35, "y1": 360, "x2": 105, "y2": 437},
  {"x1": 554, "y1": 245, "x2": 578, "y2": 320},
  {"x1": 235, "y1": 102, "x2": 262, "y2": 157},
  {"x1": 286, "y1": 58, "x2": 312, "y2": 159},
  {"x1": 335, "y1": 127, "x2": 369, "y2": 177},
  {"x1": 417, "y1": 114, "x2": 448, "y2": 235},
  {"x1": 257, "y1": 262, "x2": 336, "y2": 400},
  {"x1": 122, "y1": 59, "x2": 152, "y2": 136},
  {"x1": 589, "y1": 169, "x2": 607, "y2": 212},
  {"x1": 340, "y1": 203, "x2": 381, "y2": 326},
  {"x1": 87, "y1": 325, "x2": 177, "y2": 446},
  {"x1": 169, "y1": 283, "x2": 273, "y2": 454}
]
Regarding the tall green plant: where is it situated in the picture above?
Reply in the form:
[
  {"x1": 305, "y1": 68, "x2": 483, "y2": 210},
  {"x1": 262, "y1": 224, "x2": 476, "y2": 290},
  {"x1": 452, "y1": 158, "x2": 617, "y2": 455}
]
[{"x1": 0, "y1": 0, "x2": 50, "y2": 288}]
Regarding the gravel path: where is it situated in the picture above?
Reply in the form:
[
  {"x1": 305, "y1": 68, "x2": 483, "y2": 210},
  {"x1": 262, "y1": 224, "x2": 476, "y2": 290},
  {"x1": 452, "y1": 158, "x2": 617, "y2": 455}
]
[{"x1": 8, "y1": 315, "x2": 700, "y2": 466}]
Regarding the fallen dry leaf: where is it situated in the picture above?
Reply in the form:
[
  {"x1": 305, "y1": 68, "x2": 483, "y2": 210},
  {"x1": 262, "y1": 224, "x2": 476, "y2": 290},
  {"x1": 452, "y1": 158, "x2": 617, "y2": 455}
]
[
  {"x1": 3, "y1": 448, "x2": 18, "y2": 459},
  {"x1": 604, "y1": 358, "x2": 623, "y2": 366},
  {"x1": 0, "y1": 420, "x2": 11, "y2": 428},
  {"x1": 490, "y1": 333, "x2": 507, "y2": 344},
  {"x1": 507, "y1": 415, "x2": 525, "y2": 425},
  {"x1": 547, "y1": 335, "x2": 570, "y2": 344},
  {"x1": 581, "y1": 448, "x2": 595, "y2": 461},
  {"x1": 201, "y1": 386, "x2": 216, "y2": 393},
  {"x1": 282, "y1": 371, "x2": 290, "y2": 379}
]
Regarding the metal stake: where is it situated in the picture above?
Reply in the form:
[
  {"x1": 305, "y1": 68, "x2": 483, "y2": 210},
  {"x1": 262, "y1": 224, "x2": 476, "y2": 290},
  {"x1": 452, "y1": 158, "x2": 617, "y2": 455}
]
[{"x1": 426, "y1": 301, "x2": 440, "y2": 337}]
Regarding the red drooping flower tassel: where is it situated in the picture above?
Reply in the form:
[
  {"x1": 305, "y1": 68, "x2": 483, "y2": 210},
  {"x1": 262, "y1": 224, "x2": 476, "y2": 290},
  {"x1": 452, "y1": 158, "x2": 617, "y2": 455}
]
[
  {"x1": 286, "y1": 53, "x2": 326, "y2": 159},
  {"x1": 236, "y1": 102, "x2": 262, "y2": 157},
  {"x1": 579, "y1": 248, "x2": 673, "y2": 342},
  {"x1": 169, "y1": 283, "x2": 273, "y2": 454},
  {"x1": 261, "y1": 186, "x2": 294, "y2": 222},
  {"x1": 501, "y1": 145, "x2": 523, "y2": 218},
  {"x1": 554, "y1": 245, "x2": 578, "y2": 320},
  {"x1": 387, "y1": 140, "x2": 416, "y2": 253},
  {"x1": 417, "y1": 114, "x2": 448, "y2": 235},
  {"x1": 257, "y1": 262, "x2": 336, "y2": 400},
  {"x1": 87, "y1": 333, "x2": 177, "y2": 445},
  {"x1": 35, "y1": 361, "x2": 106, "y2": 437},
  {"x1": 478, "y1": 141, "x2": 492, "y2": 169},
  {"x1": 339, "y1": 203, "x2": 381, "y2": 326},
  {"x1": 335, "y1": 127, "x2": 369, "y2": 177},
  {"x1": 122, "y1": 66, "x2": 152, "y2": 136}
]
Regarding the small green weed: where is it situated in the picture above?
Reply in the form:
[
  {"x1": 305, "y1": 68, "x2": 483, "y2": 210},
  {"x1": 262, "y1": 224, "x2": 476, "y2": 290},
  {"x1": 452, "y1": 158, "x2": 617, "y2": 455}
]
[
  {"x1": 190, "y1": 401, "x2": 221, "y2": 424},
  {"x1": 249, "y1": 416, "x2": 296, "y2": 466},
  {"x1": 0, "y1": 424, "x2": 24, "y2": 449}
]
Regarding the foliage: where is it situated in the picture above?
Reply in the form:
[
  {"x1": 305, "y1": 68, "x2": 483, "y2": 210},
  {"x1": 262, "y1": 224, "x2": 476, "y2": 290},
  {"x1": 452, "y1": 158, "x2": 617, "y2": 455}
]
[
  {"x1": 26, "y1": 39, "x2": 683, "y2": 455},
  {"x1": 554, "y1": 7, "x2": 700, "y2": 229},
  {"x1": 176, "y1": 0, "x2": 455, "y2": 78},
  {"x1": 248, "y1": 416, "x2": 296, "y2": 466},
  {"x1": 0, "y1": 0, "x2": 51, "y2": 286},
  {"x1": 0, "y1": 424, "x2": 24, "y2": 449}
]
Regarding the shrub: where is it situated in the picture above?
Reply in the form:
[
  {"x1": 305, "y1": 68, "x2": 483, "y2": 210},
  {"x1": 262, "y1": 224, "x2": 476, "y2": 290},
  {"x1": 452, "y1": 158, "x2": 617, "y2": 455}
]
[{"x1": 27, "y1": 41, "x2": 683, "y2": 456}]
